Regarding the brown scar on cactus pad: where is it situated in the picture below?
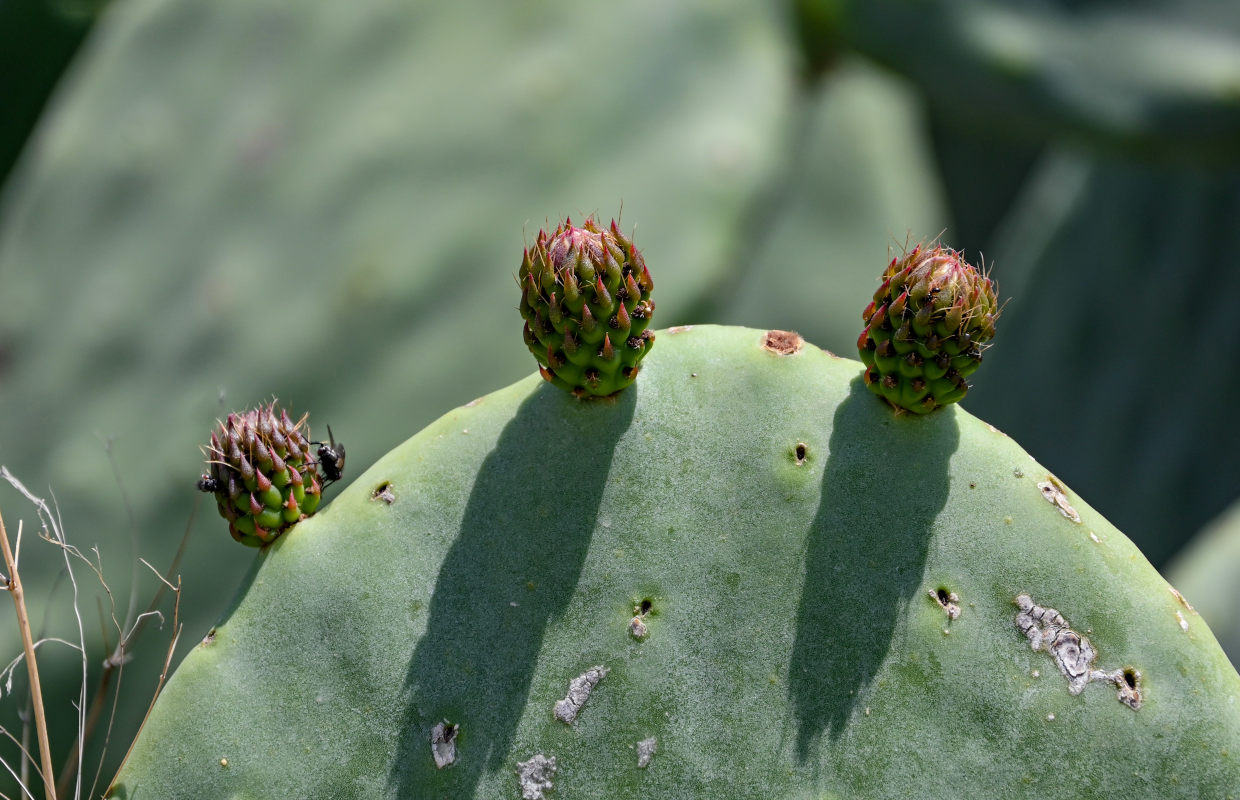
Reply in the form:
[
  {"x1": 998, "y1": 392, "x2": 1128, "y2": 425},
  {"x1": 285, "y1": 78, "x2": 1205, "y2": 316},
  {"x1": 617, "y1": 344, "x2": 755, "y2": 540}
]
[
  {"x1": 518, "y1": 216, "x2": 654, "y2": 398},
  {"x1": 858, "y1": 242, "x2": 999, "y2": 414},
  {"x1": 1038, "y1": 475, "x2": 1082, "y2": 523},
  {"x1": 762, "y1": 329, "x2": 803, "y2": 355}
]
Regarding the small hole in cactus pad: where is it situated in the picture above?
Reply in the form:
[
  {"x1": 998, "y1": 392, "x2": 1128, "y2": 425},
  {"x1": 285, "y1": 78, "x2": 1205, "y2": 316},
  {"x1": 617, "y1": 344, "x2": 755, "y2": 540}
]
[
  {"x1": 371, "y1": 481, "x2": 395, "y2": 504},
  {"x1": 638, "y1": 598, "x2": 653, "y2": 615},
  {"x1": 931, "y1": 587, "x2": 961, "y2": 620},
  {"x1": 762, "y1": 329, "x2": 803, "y2": 355},
  {"x1": 794, "y1": 443, "x2": 808, "y2": 465},
  {"x1": 1116, "y1": 668, "x2": 1143, "y2": 709}
]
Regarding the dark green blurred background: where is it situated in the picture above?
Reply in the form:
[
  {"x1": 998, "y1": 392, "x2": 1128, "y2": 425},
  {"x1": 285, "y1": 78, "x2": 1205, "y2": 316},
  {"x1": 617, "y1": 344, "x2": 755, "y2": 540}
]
[{"x1": 2, "y1": 0, "x2": 1238, "y2": 796}]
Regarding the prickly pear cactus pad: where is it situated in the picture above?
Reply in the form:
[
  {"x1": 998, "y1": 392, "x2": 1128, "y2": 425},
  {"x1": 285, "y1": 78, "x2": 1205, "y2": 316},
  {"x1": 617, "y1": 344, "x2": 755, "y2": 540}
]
[
  {"x1": 198, "y1": 402, "x2": 323, "y2": 547},
  {"x1": 111, "y1": 326, "x2": 1239, "y2": 799},
  {"x1": 858, "y1": 243, "x2": 998, "y2": 414},
  {"x1": 519, "y1": 217, "x2": 655, "y2": 397}
]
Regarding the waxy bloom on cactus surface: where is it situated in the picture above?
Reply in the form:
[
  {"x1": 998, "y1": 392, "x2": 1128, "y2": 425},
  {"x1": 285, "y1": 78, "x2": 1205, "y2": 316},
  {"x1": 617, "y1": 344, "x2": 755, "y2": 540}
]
[
  {"x1": 857, "y1": 244, "x2": 999, "y2": 414},
  {"x1": 519, "y1": 216, "x2": 655, "y2": 397},
  {"x1": 198, "y1": 401, "x2": 324, "y2": 547}
]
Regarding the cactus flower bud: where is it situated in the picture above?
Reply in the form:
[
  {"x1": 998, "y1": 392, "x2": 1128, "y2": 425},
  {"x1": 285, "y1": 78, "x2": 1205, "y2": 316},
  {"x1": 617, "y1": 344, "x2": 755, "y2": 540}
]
[
  {"x1": 198, "y1": 400, "x2": 325, "y2": 546},
  {"x1": 858, "y1": 244, "x2": 999, "y2": 414},
  {"x1": 518, "y1": 216, "x2": 655, "y2": 397}
]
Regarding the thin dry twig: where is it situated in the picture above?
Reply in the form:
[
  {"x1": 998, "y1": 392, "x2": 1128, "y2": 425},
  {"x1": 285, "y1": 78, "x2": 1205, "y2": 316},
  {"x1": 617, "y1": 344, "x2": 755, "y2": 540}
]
[
  {"x1": 2, "y1": 469, "x2": 87, "y2": 800},
  {"x1": 0, "y1": 508, "x2": 56, "y2": 800}
]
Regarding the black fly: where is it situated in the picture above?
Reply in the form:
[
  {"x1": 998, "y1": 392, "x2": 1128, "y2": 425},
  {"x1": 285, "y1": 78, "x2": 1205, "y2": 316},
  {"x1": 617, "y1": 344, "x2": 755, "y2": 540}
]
[
  {"x1": 315, "y1": 425, "x2": 346, "y2": 487},
  {"x1": 196, "y1": 474, "x2": 221, "y2": 493}
]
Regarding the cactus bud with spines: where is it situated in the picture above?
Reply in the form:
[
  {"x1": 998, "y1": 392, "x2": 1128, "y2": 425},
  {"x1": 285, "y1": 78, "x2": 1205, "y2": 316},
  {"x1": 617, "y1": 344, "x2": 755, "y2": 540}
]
[
  {"x1": 518, "y1": 216, "x2": 654, "y2": 397},
  {"x1": 199, "y1": 401, "x2": 323, "y2": 547},
  {"x1": 857, "y1": 243, "x2": 999, "y2": 414}
]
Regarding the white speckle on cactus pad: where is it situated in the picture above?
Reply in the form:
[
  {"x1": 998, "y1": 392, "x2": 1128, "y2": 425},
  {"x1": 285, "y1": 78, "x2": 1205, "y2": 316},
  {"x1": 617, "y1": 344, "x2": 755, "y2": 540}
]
[
  {"x1": 554, "y1": 665, "x2": 608, "y2": 724},
  {"x1": 636, "y1": 737, "x2": 657, "y2": 768},
  {"x1": 516, "y1": 754, "x2": 556, "y2": 800}
]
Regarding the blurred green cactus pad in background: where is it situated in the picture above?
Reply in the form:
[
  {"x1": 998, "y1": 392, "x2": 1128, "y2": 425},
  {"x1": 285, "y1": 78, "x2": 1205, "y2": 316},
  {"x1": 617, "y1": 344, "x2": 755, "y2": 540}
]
[
  {"x1": 1168, "y1": 498, "x2": 1240, "y2": 669},
  {"x1": 110, "y1": 326, "x2": 1239, "y2": 799}
]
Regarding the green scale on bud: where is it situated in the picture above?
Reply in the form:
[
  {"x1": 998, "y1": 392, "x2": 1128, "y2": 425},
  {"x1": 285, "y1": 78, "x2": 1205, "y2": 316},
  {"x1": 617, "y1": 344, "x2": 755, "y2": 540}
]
[
  {"x1": 519, "y1": 216, "x2": 655, "y2": 397},
  {"x1": 199, "y1": 401, "x2": 323, "y2": 547},
  {"x1": 858, "y1": 243, "x2": 999, "y2": 414}
]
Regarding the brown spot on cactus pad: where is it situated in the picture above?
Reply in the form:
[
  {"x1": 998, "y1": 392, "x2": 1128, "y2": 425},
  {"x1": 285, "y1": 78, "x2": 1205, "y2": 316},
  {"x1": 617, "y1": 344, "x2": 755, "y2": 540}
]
[{"x1": 762, "y1": 329, "x2": 803, "y2": 355}]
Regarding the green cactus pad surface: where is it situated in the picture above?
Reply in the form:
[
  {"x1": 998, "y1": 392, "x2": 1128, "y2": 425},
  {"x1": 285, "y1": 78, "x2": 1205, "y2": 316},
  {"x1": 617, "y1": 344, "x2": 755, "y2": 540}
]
[{"x1": 110, "y1": 326, "x2": 1240, "y2": 799}]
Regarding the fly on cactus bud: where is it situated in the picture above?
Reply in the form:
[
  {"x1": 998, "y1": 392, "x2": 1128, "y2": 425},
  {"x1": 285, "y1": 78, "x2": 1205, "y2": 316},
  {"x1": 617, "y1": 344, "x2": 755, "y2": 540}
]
[
  {"x1": 518, "y1": 215, "x2": 655, "y2": 397},
  {"x1": 857, "y1": 243, "x2": 999, "y2": 414},
  {"x1": 198, "y1": 400, "x2": 331, "y2": 546}
]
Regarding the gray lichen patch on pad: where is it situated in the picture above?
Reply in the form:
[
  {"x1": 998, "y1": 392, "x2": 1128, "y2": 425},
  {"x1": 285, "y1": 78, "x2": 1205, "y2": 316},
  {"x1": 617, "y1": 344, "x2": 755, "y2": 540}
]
[
  {"x1": 636, "y1": 736, "x2": 657, "y2": 768},
  {"x1": 1014, "y1": 594, "x2": 1142, "y2": 710},
  {"x1": 430, "y1": 721, "x2": 458, "y2": 768},
  {"x1": 515, "y1": 754, "x2": 556, "y2": 800},
  {"x1": 1037, "y1": 476, "x2": 1081, "y2": 523},
  {"x1": 554, "y1": 665, "x2": 608, "y2": 724}
]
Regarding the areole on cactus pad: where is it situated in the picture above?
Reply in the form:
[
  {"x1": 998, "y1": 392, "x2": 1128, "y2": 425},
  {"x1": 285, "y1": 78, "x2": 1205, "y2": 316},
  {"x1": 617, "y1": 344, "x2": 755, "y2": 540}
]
[{"x1": 113, "y1": 325, "x2": 1239, "y2": 799}]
